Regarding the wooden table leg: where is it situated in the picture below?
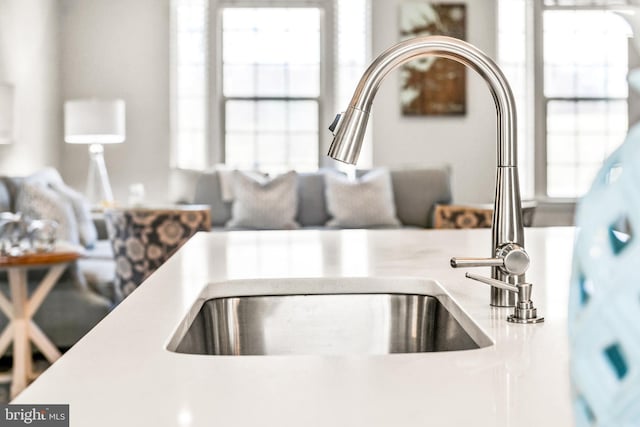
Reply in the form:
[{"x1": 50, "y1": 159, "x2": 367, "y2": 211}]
[
  {"x1": 25, "y1": 264, "x2": 65, "y2": 364},
  {"x1": 28, "y1": 321, "x2": 61, "y2": 363},
  {"x1": 8, "y1": 268, "x2": 28, "y2": 399},
  {"x1": 1, "y1": 262, "x2": 69, "y2": 398}
]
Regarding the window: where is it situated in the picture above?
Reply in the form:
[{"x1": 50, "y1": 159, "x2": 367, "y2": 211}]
[
  {"x1": 221, "y1": 7, "x2": 321, "y2": 173},
  {"x1": 542, "y1": 6, "x2": 630, "y2": 198},
  {"x1": 171, "y1": 0, "x2": 209, "y2": 170},
  {"x1": 498, "y1": 0, "x2": 632, "y2": 199},
  {"x1": 170, "y1": 0, "x2": 371, "y2": 172}
]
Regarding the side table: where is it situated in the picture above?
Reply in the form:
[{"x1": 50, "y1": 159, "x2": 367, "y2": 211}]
[
  {"x1": 0, "y1": 251, "x2": 81, "y2": 398},
  {"x1": 104, "y1": 205, "x2": 211, "y2": 299}
]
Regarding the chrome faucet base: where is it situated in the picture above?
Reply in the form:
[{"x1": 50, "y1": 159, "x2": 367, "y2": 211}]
[
  {"x1": 490, "y1": 287, "x2": 517, "y2": 307},
  {"x1": 507, "y1": 315, "x2": 544, "y2": 324}
]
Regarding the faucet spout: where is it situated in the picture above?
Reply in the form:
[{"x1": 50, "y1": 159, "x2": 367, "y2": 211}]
[
  {"x1": 328, "y1": 35, "x2": 517, "y2": 167},
  {"x1": 328, "y1": 35, "x2": 526, "y2": 308}
]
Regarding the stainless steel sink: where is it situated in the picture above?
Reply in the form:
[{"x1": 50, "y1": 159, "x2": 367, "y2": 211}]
[{"x1": 167, "y1": 278, "x2": 493, "y2": 356}]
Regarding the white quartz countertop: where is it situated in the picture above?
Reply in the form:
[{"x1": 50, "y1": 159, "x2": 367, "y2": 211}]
[{"x1": 14, "y1": 228, "x2": 576, "y2": 426}]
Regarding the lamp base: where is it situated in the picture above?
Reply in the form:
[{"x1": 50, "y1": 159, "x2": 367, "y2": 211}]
[{"x1": 86, "y1": 144, "x2": 114, "y2": 207}]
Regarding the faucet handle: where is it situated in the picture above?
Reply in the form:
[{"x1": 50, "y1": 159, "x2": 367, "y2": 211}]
[
  {"x1": 464, "y1": 272, "x2": 518, "y2": 292},
  {"x1": 450, "y1": 243, "x2": 530, "y2": 276},
  {"x1": 328, "y1": 113, "x2": 343, "y2": 134},
  {"x1": 450, "y1": 257, "x2": 504, "y2": 269},
  {"x1": 464, "y1": 273, "x2": 544, "y2": 324}
]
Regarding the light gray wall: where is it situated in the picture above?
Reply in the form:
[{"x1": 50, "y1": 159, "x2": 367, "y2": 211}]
[
  {"x1": 59, "y1": 0, "x2": 171, "y2": 203},
  {"x1": 0, "y1": 0, "x2": 60, "y2": 175},
  {"x1": 370, "y1": 0, "x2": 497, "y2": 203}
]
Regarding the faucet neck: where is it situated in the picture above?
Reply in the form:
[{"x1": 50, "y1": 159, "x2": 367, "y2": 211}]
[{"x1": 347, "y1": 35, "x2": 518, "y2": 167}]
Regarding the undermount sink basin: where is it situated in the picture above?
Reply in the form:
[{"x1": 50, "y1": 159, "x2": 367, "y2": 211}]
[{"x1": 167, "y1": 277, "x2": 492, "y2": 356}]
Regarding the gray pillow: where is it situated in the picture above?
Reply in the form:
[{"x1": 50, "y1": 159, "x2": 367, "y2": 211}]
[
  {"x1": 324, "y1": 168, "x2": 401, "y2": 228},
  {"x1": 226, "y1": 170, "x2": 300, "y2": 230},
  {"x1": 16, "y1": 181, "x2": 80, "y2": 244}
]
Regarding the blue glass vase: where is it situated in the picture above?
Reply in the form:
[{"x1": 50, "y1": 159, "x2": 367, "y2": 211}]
[{"x1": 570, "y1": 122, "x2": 640, "y2": 426}]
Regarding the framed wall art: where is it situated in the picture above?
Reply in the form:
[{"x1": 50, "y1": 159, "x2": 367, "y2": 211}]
[{"x1": 399, "y1": 2, "x2": 467, "y2": 116}]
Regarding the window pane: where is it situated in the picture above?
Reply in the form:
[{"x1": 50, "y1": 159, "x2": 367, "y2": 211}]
[
  {"x1": 223, "y1": 65, "x2": 255, "y2": 97},
  {"x1": 543, "y1": 8, "x2": 631, "y2": 198},
  {"x1": 256, "y1": 101, "x2": 286, "y2": 132},
  {"x1": 225, "y1": 100, "x2": 319, "y2": 172},
  {"x1": 172, "y1": 0, "x2": 209, "y2": 170},
  {"x1": 222, "y1": 9, "x2": 256, "y2": 31},
  {"x1": 222, "y1": 8, "x2": 321, "y2": 71},
  {"x1": 175, "y1": 130, "x2": 206, "y2": 170},
  {"x1": 547, "y1": 134, "x2": 576, "y2": 165},
  {"x1": 547, "y1": 101, "x2": 576, "y2": 133},
  {"x1": 578, "y1": 135, "x2": 607, "y2": 164},
  {"x1": 289, "y1": 133, "x2": 318, "y2": 171},
  {"x1": 288, "y1": 65, "x2": 320, "y2": 97},
  {"x1": 177, "y1": 98, "x2": 206, "y2": 130},
  {"x1": 178, "y1": 65, "x2": 206, "y2": 97},
  {"x1": 222, "y1": 30, "x2": 257, "y2": 64},
  {"x1": 178, "y1": 32, "x2": 206, "y2": 65},
  {"x1": 226, "y1": 101, "x2": 255, "y2": 132},
  {"x1": 546, "y1": 100, "x2": 627, "y2": 197},
  {"x1": 256, "y1": 65, "x2": 287, "y2": 96},
  {"x1": 225, "y1": 132, "x2": 256, "y2": 170},
  {"x1": 544, "y1": 10, "x2": 630, "y2": 98},
  {"x1": 257, "y1": 133, "x2": 287, "y2": 167},
  {"x1": 547, "y1": 165, "x2": 577, "y2": 198},
  {"x1": 221, "y1": 7, "x2": 322, "y2": 173},
  {"x1": 289, "y1": 102, "x2": 318, "y2": 132}
]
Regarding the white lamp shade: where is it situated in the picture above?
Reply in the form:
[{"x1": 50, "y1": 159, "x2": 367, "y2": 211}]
[
  {"x1": 0, "y1": 83, "x2": 14, "y2": 144},
  {"x1": 64, "y1": 99, "x2": 126, "y2": 144}
]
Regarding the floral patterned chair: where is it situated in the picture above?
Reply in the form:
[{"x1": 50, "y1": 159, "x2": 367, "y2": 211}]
[{"x1": 104, "y1": 206, "x2": 210, "y2": 300}]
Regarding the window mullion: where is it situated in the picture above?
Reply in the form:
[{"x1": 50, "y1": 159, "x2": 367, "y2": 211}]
[{"x1": 533, "y1": 0, "x2": 547, "y2": 198}]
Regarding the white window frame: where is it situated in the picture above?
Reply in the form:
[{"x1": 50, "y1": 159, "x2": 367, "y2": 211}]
[
  {"x1": 532, "y1": 1, "x2": 632, "y2": 201},
  {"x1": 209, "y1": 0, "x2": 335, "y2": 171},
  {"x1": 214, "y1": 3, "x2": 331, "y2": 172},
  {"x1": 171, "y1": 0, "x2": 371, "y2": 171},
  {"x1": 170, "y1": 0, "x2": 210, "y2": 170}
]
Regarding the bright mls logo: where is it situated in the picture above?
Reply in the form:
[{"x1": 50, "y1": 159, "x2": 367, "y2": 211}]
[{"x1": 0, "y1": 405, "x2": 68, "y2": 426}]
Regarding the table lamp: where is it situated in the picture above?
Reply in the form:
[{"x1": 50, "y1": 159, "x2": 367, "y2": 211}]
[
  {"x1": 0, "y1": 83, "x2": 14, "y2": 144},
  {"x1": 64, "y1": 99, "x2": 125, "y2": 206}
]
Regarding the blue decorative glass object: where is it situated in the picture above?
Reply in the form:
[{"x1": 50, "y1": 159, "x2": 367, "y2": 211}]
[{"x1": 569, "y1": 122, "x2": 640, "y2": 426}]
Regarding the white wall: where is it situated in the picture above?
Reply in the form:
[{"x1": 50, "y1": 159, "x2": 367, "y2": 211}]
[
  {"x1": 370, "y1": 0, "x2": 498, "y2": 203},
  {"x1": 0, "y1": 0, "x2": 60, "y2": 175},
  {"x1": 60, "y1": 0, "x2": 170, "y2": 203}
]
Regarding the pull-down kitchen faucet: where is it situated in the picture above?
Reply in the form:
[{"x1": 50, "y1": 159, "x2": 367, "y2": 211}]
[{"x1": 327, "y1": 36, "x2": 543, "y2": 324}]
